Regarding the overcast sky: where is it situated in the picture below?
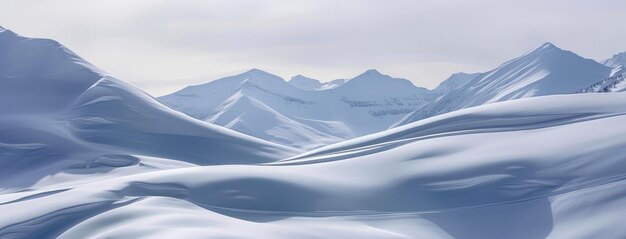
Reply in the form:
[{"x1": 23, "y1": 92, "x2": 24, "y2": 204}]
[{"x1": 1, "y1": 0, "x2": 625, "y2": 95}]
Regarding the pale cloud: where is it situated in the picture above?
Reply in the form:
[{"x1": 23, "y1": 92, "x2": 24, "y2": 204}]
[{"x1": 1, "y1": 0, "x2": 625, "y2": 95}]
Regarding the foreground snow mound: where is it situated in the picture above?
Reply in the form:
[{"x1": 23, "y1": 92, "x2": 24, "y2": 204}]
[
  {"x1": 394, "y1": 43, "x2": 612, "y2": 127},
  {"x1": 0, "y1": 28, "x2": 298, "y2": 191},
  {"x1": 3, "y1": 92, "x2": 626, "y2": 238},
  {"x1": 159, "y1": 69, "x2": 439, "y2": 149}
]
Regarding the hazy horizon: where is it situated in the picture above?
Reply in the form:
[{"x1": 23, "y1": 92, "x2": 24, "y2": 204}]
[{"x1": 2, "y1": 0, "x2": 625, "y2": 95}]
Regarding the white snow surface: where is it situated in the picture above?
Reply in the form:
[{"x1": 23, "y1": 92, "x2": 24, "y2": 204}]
[
  {"x1": 431, "y1": 72, "x2": 480, "y2": 95},
  {"x1": 3, "y1": 28, "x2": 626, "y2": 239},
  {"x1": 602, "y1": 51, "x2": 626, "y2": 68},
  {"x1": 4, "y1": 91, "x2": 626, "y2": 238},
  {"x1": 0, "y1": 28, "x2": 299, "y2": 191},
  {"x1": 288, "y1": 75, "x2": 349, "y2": 91},
  {"x1": 159, "y1": 69, "x2": 438, "y2": 149},
  {"x1": 288, "y1": 75, "x2": 323, "y2": 90},
  {"x1": 393, "y1": 43, "x2": 612, "y2": 127}
]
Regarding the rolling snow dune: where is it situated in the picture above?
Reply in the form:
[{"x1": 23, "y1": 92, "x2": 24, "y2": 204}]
[
  {"x1": 3, "y1": 26, "x2": 626, "y2": 239},
  {"x1": 0, "y1": 28, "x2": 299, "y2": 192},
  {"x1": 3, "y1": 92, "x2": 626, "y2": 238}
]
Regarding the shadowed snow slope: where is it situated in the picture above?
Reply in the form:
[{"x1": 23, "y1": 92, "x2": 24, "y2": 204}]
[
  {"x1": 159, "y1": 69, "x2": 439, "y2": 149},
  {"x1": 3, "y1": 28, "x2": 626, "y2": 239},
  {"x1": 287, "y1": 74, "x2": 324, "y2": 90},
  {"x1": 288, "y1": 75, "x2": 349, "y2": 91},
  {"x1": 576, "y1": 52, "x2": 626, "y2": 92},
  {"x1": 431, "y1": 72, "x2": 480, "y2": 95},
  {"x1": 602, "y1": 51, "x2": 626, "y2": 68},
  {"x1": 0, "y1": 28, "x2": 298, "y2": 192},
  {"x1": 393, "y1": 43, "x2": 612, "y2": 127},
  {"x1": 3, "y1": 91, "x2": 626, "y2": 238}
]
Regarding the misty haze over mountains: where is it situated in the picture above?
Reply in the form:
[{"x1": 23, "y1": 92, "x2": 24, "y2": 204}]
[
  {"x1": 159, "y1": 42, "x2": 625, "y2": 148},
  {"x1": 2, "y1": 25, "x2": 626, "y2": 239}
]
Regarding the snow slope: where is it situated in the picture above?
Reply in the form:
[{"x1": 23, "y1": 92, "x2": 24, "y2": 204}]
[
  {"x1": 602, "y1": 51, "x2": 626, "y2": 68},
  {"x1": 4, "y1": 92, "x2": 626, "y2": 238},
  {"x1": 431, "y1": 72, "x2": 480, "y2": 95},
  {"x1": 394, "y1": 43, "x2": 612, "y2": 127},
  {"x1": 159, "y1": 69, "x2": 438, "y2": 149},
  {"x1": 288, "y1": 75, "x2": 349, "y2": 91},
  {"x1": 0, "y1": 28, "x2": 298, "y2": 192},
  {"x1": 3, "y1": 27, "x2": 626, "y2": 239},
  {"x1": 575, "y1": 52, "x2": 626, "y2": 92},
  {"x1": 288, "y1": 75, "x2": 323, "y2": 90},
  {"x1": 576, "y1": 72, "x2": 626, "y2": 93}
]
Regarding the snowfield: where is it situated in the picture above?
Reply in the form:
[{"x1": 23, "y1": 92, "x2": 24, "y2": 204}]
[
  {"x1": 158, "y1": 69, "x2": 449, "y2": 149},
  {"x1": 2, "y1": 27, "x2": 626, "y2": 239},
  {"x1": 393, "y1": 43, "x2": 613, "y2": 127},
  {"x1": 4, "y1": 92, "x2": 626, "y2": 239}
]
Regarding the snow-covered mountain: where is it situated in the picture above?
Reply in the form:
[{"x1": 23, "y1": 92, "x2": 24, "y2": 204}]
[
  {"x1": 575, "y1": 52, "x2": 626, "y2": 92},
  {"x1": 288, "y1": 75, "x2": 322, "y2": 90},
  {"x1": 393, "y1": 43, "x2": 612, "y2": 127},
  {"x1": 602, "y1": 51, "x2": 626, "y2": 68},
  {"x1": 3, "y1": 26, "x2": 626, "y2": 239},
  {"x1": 576, "y1": 72, "x2": 626, "y2": 93},
  {"x1": 5, "y1": 90, "x2": 626, "y2": 238},
  {"x1": 431, "y1": 72, "x2": 480, "y2": 95},
  {"x1": 569, "y1": 51, "x2": 626, "y2": 93},
  {"x1": 0, "y1": 27, "x2": 298, "y2": 191},
  {"x1": 288, "y1": 75, "x2": 349, "y2": 91},
  {"x1": 159, "y1": 69, "x2": 439, "y2": 149}
]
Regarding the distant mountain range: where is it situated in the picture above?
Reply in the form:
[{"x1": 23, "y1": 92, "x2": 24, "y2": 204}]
[
  {"x1": 159, "y1": 43, "x2": 626, "y2": 147},
  {"x1": 4, "y1": 26, "x2": 626, "y2": 239},
  {"x1": 0, "y1": 26, "x2": 296, "y2": 189},
  {"x1": 393, "y1": 43, "x2": 616, "y2": 127},
  {"x1": 158, "y1": 69, "x2": 460, "y2": 148}
]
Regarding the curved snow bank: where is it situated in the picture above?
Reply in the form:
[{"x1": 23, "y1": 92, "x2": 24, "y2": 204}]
[
  {"x1": 0, "y1": 29, "x2": 300, "y2": 192},
  {"x1": 0, "y1": 28, "x2": 104, "y2": 115},
  {"x1": 3, "y1": 28, "x2": 626, "y2": 238},
  {"x1": 294, "y1": 93, "x2": 626, "y2": 161},
  {"x1": 66, "y1": 77, "x2": 299, "y2": 165},
  {"x1": 3, "y1": 92, "x2": 626, "y2": 238}
]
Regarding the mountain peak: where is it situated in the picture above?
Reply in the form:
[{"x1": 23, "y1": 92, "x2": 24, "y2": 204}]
[
  {"x1": 350, "y1": 69, "x2": 387, "y2": 81},
  {"x1": 289, "y1": 75, "x2": 320, "y2": 83},
  {"x1": 530, "y1": 42, "x2": 561, "y2": 54},
  {"x1": 288, "y1": 75, "x2": 323, "y2": 91},
  {"x1": 0, "y1": 26, "x2": 16, "y2": 36},
  {"x1": 363, "y1": 69, "x2": 383, "y2": 75},
  {"x1": 245, "y1": 68, "x2": 271, "y2": 75},
  {"x1": 239, "y1": 68, "x2": 285, "y2": 81}
]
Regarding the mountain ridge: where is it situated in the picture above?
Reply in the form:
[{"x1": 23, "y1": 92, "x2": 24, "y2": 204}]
[
  {"x1": 159, "y1": 68, "x2": 441, "y2": 148},
  {"x1": 392, "y1": 42, "x2": 612, "y2": 127},
  {"x1": 0, "y1": 28, "x2": 298, "y2": 190}
]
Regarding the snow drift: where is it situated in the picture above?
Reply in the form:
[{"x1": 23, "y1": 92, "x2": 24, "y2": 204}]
[
  {"x1": 3, "y1": 92, "x2": 626, "y2": 238},
  {"x1": 0, "y1": 28, "x2": 298, "y2": 192},
  {"x1": 2, "y1": 27, "x2": 626, "y2": 239}
]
